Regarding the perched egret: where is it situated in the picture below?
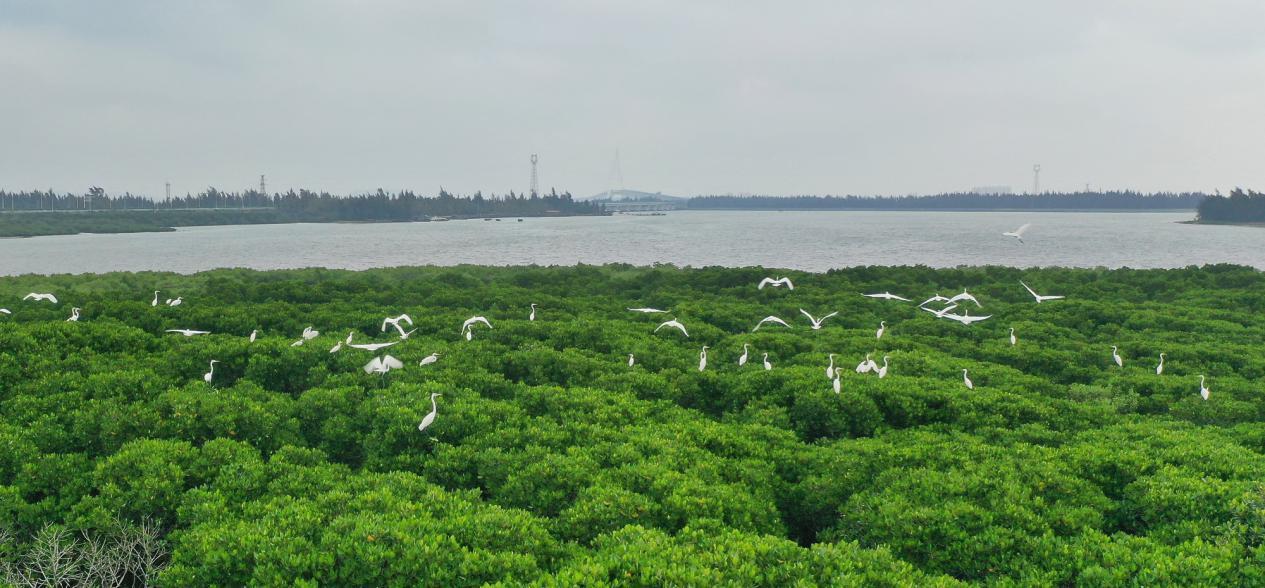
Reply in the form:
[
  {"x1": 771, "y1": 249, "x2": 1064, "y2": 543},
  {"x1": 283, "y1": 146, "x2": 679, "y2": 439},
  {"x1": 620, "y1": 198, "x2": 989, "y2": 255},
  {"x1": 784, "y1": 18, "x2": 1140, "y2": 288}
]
[
  {"x1": 856, "y1": 353, "x2": 873, "y2": 374},
  {"x1": 151, "y1": 291, "x2": 160, "y2": 307},
  {"x1": 863, "y1": 292, "x2": 911, "y2": 301},
  {"x1": 363, "y1": 355, "x2": 404, "y2": 375},
  {"x1": 877, "y1": 356, "x2": 889, "y2": 378},
  {"x1": 1156, "y1": 353, "x2": 1165, "y2": 375},
  {"x1": 918, "y1": 294, "x2": 950, "y2": 307},
  {"x1": 419, "y1": 352, "x2": 440, "y2": 366},
  {"x1": 1020, "y1": 281, "x2": 1065, "y2": 303},
  {"x1": 1009, "y1": 327, "x2": 1017, "y2": 346},
  {"x1": 757, "y1": 277, "x2": 794, "y2": 290},
  {"x1": 66, "y1": 307, "x2": 81, "y2": 322},
  {"x1": 291, "y1": 326, "x2": 319, "y2": 346},
  {"x1": 1111, "y1": 346, "x2": 1124, "y2": 368},
  {"x1": 249, "y1": 329, "x2": 257, "y2": 342},
  {"x1": 204, "y1": 360, "x2": 218, "y2": 384},
  {"x1": 329, "y1": 341, "x2": 343, "y2": 353},
  {"x1": 167, "y1": 297, "x2": 183, "y2": 307},
  {"x1": 460, "y1": 316, "x2": 493, "y2": 340},
  {"x1": 529, "y1": 303, "x2": 537, "y2": 321},
  {"x1": 738, "y1": 344, "x2": 749, "y2": 366},
  {"x1": 1003, "y1": 223, "x2": 1031, "y2": 243},
  {"x1": 1198, "y1": 375, "x2": 1210, "y2": 400},
  {"x1": 947, "y1": 290, "x2": 982, "y2": 308},
  {"x1": 825, "y1": 354, "x2": 836, "y2": 380},
  {"x1": 654, "y1": 319, "x2": 689, "y2": 337},
  {"x1": 876, "y1": 321, "x2": 886, "y2": 340},
  {"x1": 418, "y1": 393, "x2": 442, "y2": 432},
  {"x1": 628, "y1": 353, "x2": 636, "y2": 367},
  {"x1": 832, "y1": 368, "x2": 842, "y2": 394},
  {"x1": 165, "y1": 329, "x2": 210, "y2": 337},
  {"x1": 627, "y1": 307, "x2": 668, "y2": 313},
  {"x1": 699, "y1": 346, "x2": 709, "y2": 372},
  {"x1": 752, "y1": 315, "x2": 791, "y2": 332},
  {"x1": 381, "y1": 314, "x2": 414, "y2": 337},
  {"x1": 23, "y1": 293, "x2": 57, "y2": 303},
  {"x1": 799, "y1": 309, "x2": 838, "y2": 330},
  {"x1": 762, "y1": 353, "x2": 772, "y2": 371},
  {"x1": 0, "y1": 309, "x2": 9, "y2": 315},
  {"x1": 963, "y1": 369, "x2": 974, "y2": 390}
]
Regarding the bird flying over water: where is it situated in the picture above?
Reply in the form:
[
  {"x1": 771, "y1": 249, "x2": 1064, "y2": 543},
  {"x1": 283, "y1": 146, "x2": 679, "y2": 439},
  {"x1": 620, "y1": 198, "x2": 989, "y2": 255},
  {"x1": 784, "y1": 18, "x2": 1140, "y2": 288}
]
[
  {"x1": 799, "y1": 309, "x2": 838, "y2": 330},
  {"x1": 654, "y1": 319, "x2": 689, "y2": 337},
  {"x1": 752, "y1": 315, "x2": 791, "y2": 332},
  {"x1": 23, "y1": 293, "x2": 57, "y2": 303},
  {"x1": 1003, "y1": 223, "x2": 1031, "y2": 243},
  {"x1": 863, "y1": 292, "x2": 910, "y2": 301},
  {"x1": 1020, "y1": 281, "x2": 1065, "y2": 303},
  {"x1": 758, "y1": 277, "x2": 794, "y2": 290}
]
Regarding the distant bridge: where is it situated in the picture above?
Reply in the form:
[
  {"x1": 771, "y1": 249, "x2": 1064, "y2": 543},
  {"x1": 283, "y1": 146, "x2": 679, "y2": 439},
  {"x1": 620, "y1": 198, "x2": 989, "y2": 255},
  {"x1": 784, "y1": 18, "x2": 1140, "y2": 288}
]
[{"x1": 599, "y1": 200, "x2": 682, "y2": 212}]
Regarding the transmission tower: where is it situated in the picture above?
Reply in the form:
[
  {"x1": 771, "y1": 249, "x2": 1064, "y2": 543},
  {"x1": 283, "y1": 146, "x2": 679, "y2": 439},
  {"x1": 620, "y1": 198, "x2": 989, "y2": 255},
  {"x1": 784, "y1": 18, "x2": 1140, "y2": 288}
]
[
  {"x1": 529, "y1": 155, "x2": 539, "y2": 197},
  {"x1": 607, "y1": 149, "x2": 624, "y2": 199},
  {"x1": 1032, "y1": 164, "x2": 1041, "y2": 195}
]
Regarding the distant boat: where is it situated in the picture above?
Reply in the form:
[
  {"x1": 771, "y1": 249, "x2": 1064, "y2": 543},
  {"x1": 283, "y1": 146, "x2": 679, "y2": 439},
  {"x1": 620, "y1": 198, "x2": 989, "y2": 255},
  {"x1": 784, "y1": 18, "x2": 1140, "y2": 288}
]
[
  {"x1": 517, "y1": 218, "x2": 523, "y2": 222},
  {"x1": 431, "y1": 216, "x2": 450, "y2": 222}
]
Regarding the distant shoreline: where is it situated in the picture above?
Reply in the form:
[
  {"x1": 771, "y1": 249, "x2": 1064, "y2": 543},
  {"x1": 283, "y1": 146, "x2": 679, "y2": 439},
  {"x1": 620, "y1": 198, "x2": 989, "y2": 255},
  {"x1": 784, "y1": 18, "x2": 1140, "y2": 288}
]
[{"x1": 1180, "y1": 219, "x2": 1265, "y2": 228}]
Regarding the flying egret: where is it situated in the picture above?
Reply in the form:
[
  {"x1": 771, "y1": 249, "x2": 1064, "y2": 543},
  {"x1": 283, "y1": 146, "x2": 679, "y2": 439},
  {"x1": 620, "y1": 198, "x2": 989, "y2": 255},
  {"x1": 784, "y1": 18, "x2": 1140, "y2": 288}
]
[
  {"x1": 738, "y1": 344, "x2": 749, "y2": 366},
  {"x1": 654, "y1": 319, "x2": 689, "y2": 337},
  {"x1": 204, "y1": 360, "x2": 218, "y2": 384},
  {"x1": 397, "y1": 328, "x2": 417, "y2": 340},
  {"x1": 1111, "y1": 345, "x2": 1123, "y2": 368},
  {"x1": 877, "y1": 356, "x2": 889, "y2": 379},
  {"x1": 757, "y1": 277, "x2": 794, "y2": 290},
  {"x1": 628, "y1": 353, "x2": 635, "y2": 367},
  {"x1": 363, "y1": 355, "x2": 404, "y2": 375},
  {"x1": 348, "y1": 340, "x2": 400, "y2": 352},
  {"x1": 0, "y1": 309, "x2": 9, "y2": 315},
  {"x1": 460, "y1": 316, "x2": 493, "y2": 340},
  {"x1": 863, "y1": 292, "x2": 911, "y2": 301},
  {"x1": 762, "y1": 353, "x2": 772, "y2": 371},
  {"x1": 799, "y1": 309, "x2": 838, "y2": 330},
  {"x1": 249, "y1": 330, "x2": 257, "y2": 343},
  {"x1": 165, "y1": 329, "x2": 210, "y2": 337},
  {"x1": 923, "y1": 304, "x2": 960, "y2": 318},
  {"x1": 529, "y1": 303, "x2": 537, "y2": 321},
  {"x1": 419, "y1": 352, "x2": 440, "y2": 366},
  {"x1": 167, "y1": 297, "x2": 183, "y2": 307},
  {"x1": 752, "y1": 315, "x2": 791, "y2": 332},
  {"x1": 963, "y1": 369, "x2": 974, "y2": 390},
  {"x1": 23, "y1": 293, "x2": 57, "y2": 303},
  {"x1": 876, "y1": 321, "x2": 886, "y2": 340},
  {"x1": 66, "y1": 307, "x2": 81, "y2": 322},
  {"x1": 943, "y1": 310, "x2": 992, "y2": 325},
  {"x1": 1020, "y1": 281, "x2": 1065, "y2": 303},
  {"x1": 832, "y1": 369, "x2": 842, "y2": 394},
  {"x1": 856, "y1": 353, "x2": 873, "y2": 374},
  {"x1": 947, "y1": 290, "x2": 982, "y2": 308},
  {"x1": 918, "y1": 294, "x2": 950, "y2": 307},
  {"x1": 1003, "y1": 223, "x2": 1031, "y2": 243},
  {"x1": 417, "y1": 393, "x2": 442, "y2": 432},
  {"x1": 1198, "y1": 375, "x2": 1210, "y2": 400},
  {"x1": 825, "y1": 353, "x2": 836, "y2": 380},
  {"x1": 627, "y1": 307, "x2": 668, "y2": 313},
  {"x1": 1156, "y1": 353, "x2": 1165, "y2": 375},
  {"x1": 151, "y1": 291, "x2": 160, "y2": 307},
  {"x1": 698, "y1": 346, "x2": 709, "y2": 372},
  {"x1": 381, "y1": 314, "x2": 414, "y2": 337},
  {"x1": 1009, "y1": 327, "x2": 1017, "y2": 346}
]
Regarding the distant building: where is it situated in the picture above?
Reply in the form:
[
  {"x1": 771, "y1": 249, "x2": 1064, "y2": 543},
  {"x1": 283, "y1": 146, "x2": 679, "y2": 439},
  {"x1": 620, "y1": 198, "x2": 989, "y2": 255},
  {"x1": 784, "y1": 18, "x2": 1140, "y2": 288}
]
[{"x1": 971, "y1": 186, "x2": 1013, "y2": 195}]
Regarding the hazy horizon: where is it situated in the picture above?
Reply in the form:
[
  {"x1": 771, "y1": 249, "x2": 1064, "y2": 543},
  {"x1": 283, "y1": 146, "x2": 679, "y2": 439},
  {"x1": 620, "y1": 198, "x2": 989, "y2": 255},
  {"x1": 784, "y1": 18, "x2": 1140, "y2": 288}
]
[{"x1": 2, "y1": 1, "x2": 1262, "y2": 198}]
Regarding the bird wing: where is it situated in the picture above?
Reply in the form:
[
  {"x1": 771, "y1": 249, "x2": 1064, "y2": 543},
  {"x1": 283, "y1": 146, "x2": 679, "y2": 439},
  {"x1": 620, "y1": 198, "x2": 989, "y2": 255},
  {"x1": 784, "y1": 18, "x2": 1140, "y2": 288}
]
[
  {"x1": 820, "y1": 311, "x2": 838, "y2": 320},
  {"x1": 799, "y1": 308, "x2": 816, "y2": 323},
  {"x1": 383, "y1": 355, "x2": 404, "y2": 369},
  {"x1": 399, "y1": 314, "x2": 413, "y2": 326},
  {"x1": 782, "y1": 278, "x2": 794, "y2": 290},
  {"x1": 381, "y1": 318, "x2": 392, "y2": 331},
  {"x1": 757, "y1": 278, "x2": 774, "y2": 289},
  {"x1": 1014, "y1": 223, "x2": 1031, "y2": 236},
  {"x1": 892, "y1": 294, "x2": 910, "y2": 301},
  {"x1": 363, "y1": 358, "x2": 382, "y2": 373},
  {"x1": 476, "y1": 317, "x2": 492, "y2": 328},
  {"x1": 1044, "y1": 295, "x2": 1065, "y2": 300},
  {"x1": 1019, "y1": 281, "x2": 1040, "y2": 299}
]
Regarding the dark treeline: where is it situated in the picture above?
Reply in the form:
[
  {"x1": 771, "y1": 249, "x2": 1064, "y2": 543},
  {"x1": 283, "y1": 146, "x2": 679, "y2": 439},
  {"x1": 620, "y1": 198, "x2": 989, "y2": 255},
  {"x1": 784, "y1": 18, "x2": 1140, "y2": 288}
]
[
  {"x1": 689, "y1": 191, "x2": 1206, "y2": 211},
  {"x1": 0, "y1": 187, "x2": 603, "y2": 219},
  {"x1": 1196, "y1": 188, "x2": 1265, "y2": 223}
]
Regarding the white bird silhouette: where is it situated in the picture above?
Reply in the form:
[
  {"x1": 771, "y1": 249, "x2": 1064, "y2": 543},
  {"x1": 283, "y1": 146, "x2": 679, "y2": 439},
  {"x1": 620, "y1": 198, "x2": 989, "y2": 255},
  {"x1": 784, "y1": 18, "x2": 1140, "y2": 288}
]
[
  {"x1": 698, "y1": 346, "x2": 708, "y2": 372},
  {"x1": 329, "y1": 340, "x2": 343, "y2": 353},
  {"x1": 204, "y1": 360, "x2": 218, "y2": 384},
  {"x1": 1009, "y1": 327, "x2": 1017, "y2": 346},
  {"x1": 1111, "y1": 345, "x2": 1123, "y2": 368},
  {"x1": 1198, "y1": 375, "x2": 1210, "y2": 400},
  {"x1": 758, "y1": 277, "x2": 794, "y2": 290},
  {"x1": 420, "y1": 352, "x2": 441, "y2": 366},
  {"x1": 1003, "y1": 223, "x2": 1031, "y2": 243},
  {"x1": 863, "y1": 292, "x2": 910, "y2": 301},
  {"x1": 738, "y1": 343, "x2": 749, "y2": 366},
  {"x1": 363, "y1": 355, "x2": 404, "y2": 375},
  {"x1": 856, "y1": 353, "x2": 874, "y2": 374},
  {"x1": 66, "y1": 307, "x2": 81, "y2": 322},
  {"x1": 381, "y1": 314, "x2": 414, "y2": 337},
  {"x1": 832, "y1": 369, "x2": 842, "y2": 394},
  {"x1": 627, "y1": 307, "x2": 668, "y2": 314},
  {"x1": 461, "y1": 316, "x2": 493, "y2": 340},
  {"x1": 23, "y1": 293, "x2": 57, "y2": 303},
  {"x1": 249, "y1": 329, "x2": 257, "y2": 342},
  {"x1": 876, "y1": 321, "x2": 886, "y2": 339},
  {"x1": 418, "y1": 393, "x2": 442, "y2": 432},
  {"x1": 348, "y1": 338, "x2": 400, "y2": 352},
  {"x1": 165, "y1": 329, "x2": 210, "y2": 337},
  {"x1": 151, "y1": 291, "x2": 160, "y2": 307},
  {"x1": 923, "y1": 304, "x2": 960, "y2": 318},
  {"x1": 166, "y1": 297, "x2": 183, "y2": 307},
  {"x1": 627, "y1": 353, "x2": 636, "y2": 367},
  {"x1": 752, "y1": 315, "x2": 791, "y2": 332},
  {"x1": 947, "y1": 290, "x2": 982, "y2": 308},
  {"x1": 762, "y1": 353, "x2": 772, "y2": 371},
  {"x1": 825, "y1": 353, "x2": 836, "y2": 380},
  {"x1": 877, "y1": 356, "x2": 889, "y2": 378},
  {"x1": 291, "y1": 326, "x2": 320, "y2": 346},
  {"x1": 654, "y1": 319, "x2": 689, "y2": 337},
  {"x1": 0, "y1": 309, "x2": 9, "y2": 315},
  {"x1": 963, "y1": 369, "x2": 974, "y2": 390},
  {"x1": 529, "y1": 303, "x2": 537, "y2": 321},
  {"x1": 799, "y1": 309, "x2": 838, "y2": 330},
  {"x1": 943, "y1": 310, "x2": 992, "y2": 325},
  {"x1": 1156, "y1": 353, "x2": 1165, "y2": 375},
  {"x1": 918, "y1": 294, "x2": 950, "y2": 307},
  {"x1": 1020, "y1": 281, "x2": 1065, "y2": 303}
]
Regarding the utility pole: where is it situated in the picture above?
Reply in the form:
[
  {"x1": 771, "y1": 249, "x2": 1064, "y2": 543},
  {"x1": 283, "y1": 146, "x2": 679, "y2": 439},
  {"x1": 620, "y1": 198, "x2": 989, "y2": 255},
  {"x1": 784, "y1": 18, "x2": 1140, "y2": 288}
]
[
  {"x1": 1032, "y1": 164, "x2": 1041, "y2": 195},
  {"x1": 529, "y1": 155, "x2": 539, "y2": 197}
]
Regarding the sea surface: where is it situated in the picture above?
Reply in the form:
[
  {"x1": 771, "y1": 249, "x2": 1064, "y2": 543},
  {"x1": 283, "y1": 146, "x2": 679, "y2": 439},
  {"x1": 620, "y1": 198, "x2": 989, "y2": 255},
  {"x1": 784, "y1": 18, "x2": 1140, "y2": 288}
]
[{"x1": 2, "y1": 211, "x2": 1261, "y2": 276}]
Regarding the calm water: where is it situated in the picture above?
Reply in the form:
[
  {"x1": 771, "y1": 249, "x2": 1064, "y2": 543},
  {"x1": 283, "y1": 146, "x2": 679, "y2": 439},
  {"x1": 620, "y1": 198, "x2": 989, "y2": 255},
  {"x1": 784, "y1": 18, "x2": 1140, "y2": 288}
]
[{"x1": 1, "y1": 211, "x2": 1261, "y2": 276}]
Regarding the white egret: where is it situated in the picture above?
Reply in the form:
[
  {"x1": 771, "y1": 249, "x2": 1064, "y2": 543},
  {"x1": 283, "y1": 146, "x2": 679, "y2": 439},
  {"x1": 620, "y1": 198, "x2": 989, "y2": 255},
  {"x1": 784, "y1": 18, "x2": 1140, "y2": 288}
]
[
  {"x1": 249, "y1": 330, "x2": 257, "y2": 342},
  {"x1": 627, "y1": 307, "x2": 668, "y2": 314},
  {"x1": 1009, "y1": 327, "x2": 1017, "y2": 346},
  {"x1": 832, "y1": 369, "x2": 842, "y2": 394},
  {"x1": 398, "y1": 328, "x2": 417, "y2": 340},
  {"x1": 291, "y1": 326, "x2": 319, "y2": 346},
  {"x1": 419, "y1": 352, "x2": 440, "y2": 366},
  {"x1": 0, "y1": 309, "x2": 9, "y2": 315},
  {"x1": 918, "y1": 294, "x2": 950, "y2": 307},
  {"x1": 1111, "y1": 345, "x2": 1123, "y2": 368},
  {"x1": 758, "y1": 277, "x2": 794, "y2": 290},
  {"x1": 1156, "y1": 353, "x2": 1165, "y2": 375},
  {"x1": 825, "y1": 354, "x2": 836, "y2": 380},
  {"x1": 204, "y1": 360, "x2": 218, "y2": 384},
  {"x1": 943, "y1": 310, "x2": 992, "y2": 325},
  {"x1": 460, "y1": 316, "x2": 493, "y2": 340},
  {"x1": 418, "y1": 393, "x2": 442, "y2": 432},
  {"x1": 863, "y1": 292, "x2": 910, "y2": 301},
  {"x1": 762, "y1": 353, "x2": 772, "y2": 371},
  {"x1": 738, "y1": 344, "x2": 749, "y2": 366},
  {"x1": 1003, "y1": 223, "x2": 1031, "y2": 243},
  {"x1": 165, "y1": 329, "x2": 210, "y2": 337},
  {"x1": 1198, "y1": 375, "x2": 1210, "y2": 400},
  {"x1": 923, "y1": 304, "x2": 959, "y2": 318},
  {"x1": 529, "y1": 303, "x2": 537, "y2": 321},
  {"x1": 856, "y1": 353, "x2": 873, "y2": 374},
  {"x1": 654, "y1": 319, "x2": 689, "y2": 337},
  {"x1": 799, "y1": 309, "x2": 838, "y2": 330},
  {"x1": 348, "y1": 340, "x2": 400, "y2": 352},
  {"x1": 381, "y1": 314, "x2": 414, "y2": 337},
  {"x1": 699, "y1": 346, "x2": 709, "y2": 372},
  {"x1": 151, "y1": 291, "x2": 160, "y2": 307},
  {"x1": 363, "y1": 355, "x2": 404, "y2": 375},
  {"x1": 329, "y1": 341, "x2": 343, "y2": 353},
  {"x1": 876, "y1": 321, "x2": 886, "y2": 340},
  {"x1": 877, "y1": 356, "x2": 889, "y2": 378},
  {"x1": 1020, "y1": 281, "x2": 1065, "y2": 303},
  {"x1": 167, "y1": 297, "x2": 183, "y2": 307},
  {"x1": 66, "y1": 307, "x2": 81, "y2": 322},
  {"x1": 947, "y1": 290, "x2": 982, "y2": 308},
  {"x1": 963, "y1": 369, "x2": 974, "y2": 390},
  {"x1": 23, "y1": 293, "x2": 57, "y2": 303},
  {"x1": 628, "y1": 353, "x2": 635, "y2": 367},
  {"x1": 752, "y1": 315, "x2": 791, "y2": 332}
]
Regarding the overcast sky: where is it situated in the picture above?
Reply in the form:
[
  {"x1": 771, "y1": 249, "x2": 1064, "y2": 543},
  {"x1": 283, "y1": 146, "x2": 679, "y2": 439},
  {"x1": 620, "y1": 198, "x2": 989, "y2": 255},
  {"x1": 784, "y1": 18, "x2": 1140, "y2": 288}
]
[{"x1": 2, "y1": 1, "x2": 1263, "y2": 198}]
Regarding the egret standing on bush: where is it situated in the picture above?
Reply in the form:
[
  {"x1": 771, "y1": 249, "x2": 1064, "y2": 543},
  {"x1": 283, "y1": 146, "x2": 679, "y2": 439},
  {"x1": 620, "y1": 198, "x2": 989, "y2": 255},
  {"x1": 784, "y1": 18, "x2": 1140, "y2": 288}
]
[{"x1": 418, "y1": 393, "x2": 442, "y2": 432}]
